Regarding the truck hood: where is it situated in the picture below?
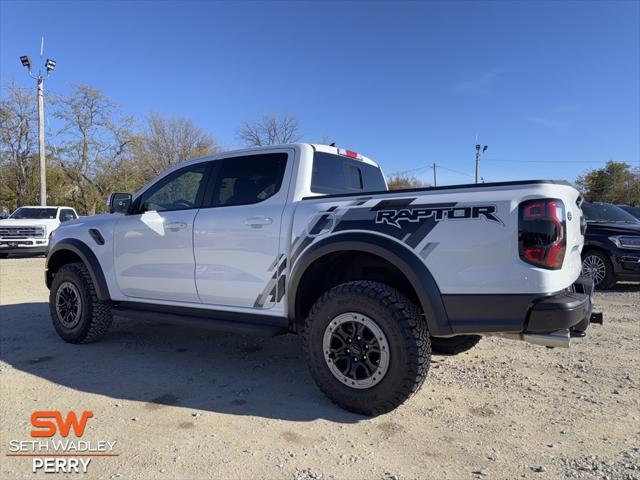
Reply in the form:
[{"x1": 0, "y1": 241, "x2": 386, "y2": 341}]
[
  {"x1": 586, "y1": 222, "x2": 640, "y2": 235},
  {"x1": 0, "y1": 218, "x2": 59, "y2": 228}
]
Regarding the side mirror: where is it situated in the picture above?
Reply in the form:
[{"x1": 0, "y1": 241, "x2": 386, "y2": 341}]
[{"x1": 107, "y1": 192, "x2": 132, "y2": 214}]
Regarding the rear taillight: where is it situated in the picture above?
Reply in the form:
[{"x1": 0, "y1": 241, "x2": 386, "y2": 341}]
[{"x1": 518, "y1": 198, "x2": 566, "y2": 270}]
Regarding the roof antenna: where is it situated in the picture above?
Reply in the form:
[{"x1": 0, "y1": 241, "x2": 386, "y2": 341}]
[{"x1": 330, "y1": 142, "x2": 336, "y2": 147}]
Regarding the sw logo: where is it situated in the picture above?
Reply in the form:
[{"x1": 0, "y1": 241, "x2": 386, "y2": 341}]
[
  {"x1": 376, "y1": 204, "x2": 503, "y2": 228},
  {"x1": 30, "y1": 410, "x2": 93, "y2": 438},
  {"x1": 8, "y1": 410, "x2": 117, "y2": 474}
]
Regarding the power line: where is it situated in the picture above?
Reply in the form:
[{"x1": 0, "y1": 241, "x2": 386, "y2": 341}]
[
  {"x1": 436, "y1": 164, "x2": 476, "y2": 179},
  {"x1": 395, "y1": 164, "x2": 476, "y2": 180},
  {"x1": 483, "y1": 158, "x2": 609, "y2": 164},
  {"x1": 398, "y1": 165, "x2": 433, "y2": 174}
]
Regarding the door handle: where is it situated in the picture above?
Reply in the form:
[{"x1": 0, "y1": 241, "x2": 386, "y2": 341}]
[
  {"x1": 244, "y1": 216, "x2": 273, "y2": 228},
  {"x1": 165, "y1": 222, "x2": 188, "y2": 231}
]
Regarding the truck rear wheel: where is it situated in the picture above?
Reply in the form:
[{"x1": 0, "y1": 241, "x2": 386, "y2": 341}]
[
  {"x1": 49, "y1": 262, "x2": 113, "y2": 343},
  {"x1": 430, "y1": 335, "x2": 481, "y2": 355},
  {"x1": 303, "y1": 281, "x2": 431, "y2": 416}
]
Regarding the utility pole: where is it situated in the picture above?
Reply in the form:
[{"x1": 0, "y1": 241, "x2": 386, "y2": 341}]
[
  {"x1": 20, "y1": 39, "x2": 56, "y2": 206},
  {"x1": 37, "y1": 77, "x2": 45, "y2": 205},
  {"x1": 475, "y1": 142, "x2": 488, "y2": 184},
  {"x1": 432, "y1": 163, "x2": 437, "y2": 187}
]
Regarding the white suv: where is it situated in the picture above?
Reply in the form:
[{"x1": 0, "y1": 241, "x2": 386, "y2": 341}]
[{"x1": 0, "y1": 206, "x2": 78, "y2": 258}]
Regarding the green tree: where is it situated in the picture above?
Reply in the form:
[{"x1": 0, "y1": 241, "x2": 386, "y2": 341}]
[
  {"x1": 575, "y1": 161, "x2": 640, "y2": 204},
  {"x1": 387, "y1": 172, "x2": 427, "y2": 190}
]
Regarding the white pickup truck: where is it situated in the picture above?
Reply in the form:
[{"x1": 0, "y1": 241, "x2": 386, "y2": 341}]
[
  {"x1": 0, "y1": 206, "x2": 78, "y2": 258},
  {"x1": 45, "y1": 144, "x2": 602, "y2": 415}
]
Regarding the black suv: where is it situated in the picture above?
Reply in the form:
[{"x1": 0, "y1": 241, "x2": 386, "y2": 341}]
[{"x1": 581, "y1": 202, "x2": 640, "y2": 288}]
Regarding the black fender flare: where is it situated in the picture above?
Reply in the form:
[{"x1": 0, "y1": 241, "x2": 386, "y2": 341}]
[
  {"x1": 46, "y1": 238, "x2": 111, "y2": 302},
  {"x1": 287, "y1": 231, "x2": 452, "y2": 336}
]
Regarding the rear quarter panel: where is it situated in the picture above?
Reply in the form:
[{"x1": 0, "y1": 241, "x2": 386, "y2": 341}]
[{"x1": 289, "y1": 182, "x2": 583, "y2": 295}]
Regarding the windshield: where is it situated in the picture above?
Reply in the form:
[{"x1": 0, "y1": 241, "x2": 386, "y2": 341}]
[
  {"x1": 582, "y1": 203, "x2": 640, "y2": 224},
  {"x1": 9, "y1": 207, "x2": 58, "y2": 219},
  {"x1": 619, "y1": 205, "x2": 640, "y2": 220}
]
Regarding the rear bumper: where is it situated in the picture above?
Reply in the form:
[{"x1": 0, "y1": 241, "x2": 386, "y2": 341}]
[
  {"x1": 442, "y1": 277, "x2": 601, "y2": 343},
  {"x1": 526, "y1": 277, "x2": 594, "y2": 333}
]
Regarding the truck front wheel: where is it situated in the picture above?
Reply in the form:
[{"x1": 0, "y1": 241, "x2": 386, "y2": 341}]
[
  {"x1": 303, "y1": 281, "x2": 431, "y2": 416},
  {"x1": 49, "y1": 262, "x2": 113, "y2": 343}
]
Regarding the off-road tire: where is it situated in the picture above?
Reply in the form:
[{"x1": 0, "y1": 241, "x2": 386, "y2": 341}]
[
  {"x1": 582, "y1": 250, "x2": 616, "y2": 290},
  {"x1": 49, "y1": 262, "x2": 113, "y2": 343},
  {"x1": 430, "y1": 335, "x2": 481, "y2": 355},
  {"x1": 303, "y1": 281, "x2": 431, "y2": 416},
  {"x1": 0, "y1": 253, "x2": 8, "y2": 259}
]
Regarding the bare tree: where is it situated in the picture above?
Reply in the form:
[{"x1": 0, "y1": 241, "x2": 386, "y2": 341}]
[
  {"x1": 0, "y1": 82, "x2": 38, "y2": 207},
  {"x1": 387, "y1": 172, "x2": 427, "y2": 190},
  {"x1": 53, "y1": 84, "x2": 135, "y2": 214},
  {"x1": 135, "y1": 112, "x2": 218, "y2": 181},
  {"x1": 238, "y1": 114, "x2": 301, "y2": 146}
]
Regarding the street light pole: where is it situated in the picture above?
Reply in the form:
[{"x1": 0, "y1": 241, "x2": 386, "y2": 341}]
[
  {"x1": 432, "y1": 163, "x2": 437, "y2": 187},
  {"x1": 475, "y1": 143, "x2": 488, "y2": 184},
  {"x1": 37, "y1": 76, "x2": 46, "y2": 206},
  {"x1": 19, "y1": 43, "x2": 56, "y2": 206}
]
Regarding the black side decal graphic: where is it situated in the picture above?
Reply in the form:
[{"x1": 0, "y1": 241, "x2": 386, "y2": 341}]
[
  {"x1": 290, "y1": 205, "x2": 339, "y2": 266},
  {"x1": 333, "y1": 199, "x2": 456, "y2": 247},
  {"x1": 254, "y1": 254, "x2": 287, "y2": 308},
  {"x1": 376, "y1": 204, "x2": 503, "y2": 228}
]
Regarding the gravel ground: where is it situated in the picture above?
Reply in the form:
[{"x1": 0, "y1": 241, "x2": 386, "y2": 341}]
[{"x1": 1, "y1": 257, "x2": 638, "y2": 480}]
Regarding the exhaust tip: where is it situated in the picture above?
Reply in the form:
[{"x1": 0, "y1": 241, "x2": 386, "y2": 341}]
[{"x1": 522, "y1": 331, "x2": 571, "y2": 348}]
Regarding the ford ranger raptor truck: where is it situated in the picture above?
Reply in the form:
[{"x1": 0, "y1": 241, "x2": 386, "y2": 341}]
[
  {"x1": 0, "y1": 206, "x2": 78, "y2": 258},
  {"x1": 45, "y1": 144, "x2": 602, "y2": 415}
]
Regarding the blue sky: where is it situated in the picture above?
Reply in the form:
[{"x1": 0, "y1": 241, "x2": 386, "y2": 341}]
[{"x1": 1, "y1": 0, "x2": 638, "y2": 185}]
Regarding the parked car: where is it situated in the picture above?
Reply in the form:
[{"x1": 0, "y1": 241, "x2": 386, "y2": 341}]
[
  {"x1": 44, "y1": 144, "x2": 601, "y2": 415},
  {"x1": 581, "y1": 202, "x2": 640, "y2": 288},
  {"x1": 618, "y1": 204, "x2": 640, "y2": 220},
  {"x1": 0, "y1": 206, "x2": 79, "y2": 258}
]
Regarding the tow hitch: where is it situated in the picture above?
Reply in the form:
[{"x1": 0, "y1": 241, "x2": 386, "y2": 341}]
[{"x1": 589, "y1": 311, "x2": 604, "y2": 325}]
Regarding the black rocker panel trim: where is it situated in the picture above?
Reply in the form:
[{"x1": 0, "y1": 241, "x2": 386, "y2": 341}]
[
  {"x1": 46, "y1": 238, "x2": 111, "y2": 302},
  {"x1": 287, "y1": 231, "x2": 453, "y2": 336},
  {"x1": 112, "y1": 302, "x2": 288, "y2": 336}
]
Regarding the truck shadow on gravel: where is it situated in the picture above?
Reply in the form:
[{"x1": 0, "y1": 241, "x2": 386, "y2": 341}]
[{"x1": 0, "y1": 302, "x2": 362, "y2": 423}]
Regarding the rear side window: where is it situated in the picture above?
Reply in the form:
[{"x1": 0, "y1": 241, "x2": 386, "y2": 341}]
[
  {"x1": 311, "y1": 152, "x2": 386, "y2": 195},
  {"x1": 208, "y1": 153, "x2": 288, "y2": 207}
]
